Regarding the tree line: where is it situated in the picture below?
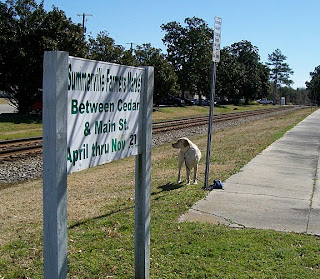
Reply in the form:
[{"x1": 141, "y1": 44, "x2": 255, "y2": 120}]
[{"x1": 1, "y1": 0, "x2": 318, "y2": 114}]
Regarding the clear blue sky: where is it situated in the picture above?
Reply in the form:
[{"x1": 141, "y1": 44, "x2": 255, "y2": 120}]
[{"x1": 42, "y1": 0, "x2": 320, "y2": 89}]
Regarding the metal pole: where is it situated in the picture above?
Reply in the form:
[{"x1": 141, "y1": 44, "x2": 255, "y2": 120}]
[
  {"x1": 135, "y1": 66, "x2": 154, "y2": 279},
  {"x1": 43, "y1": 51, "x2": 68, "y2": 279},
  {"x1": 204, "y1": 61, "x2": 217, "y2": 189}
]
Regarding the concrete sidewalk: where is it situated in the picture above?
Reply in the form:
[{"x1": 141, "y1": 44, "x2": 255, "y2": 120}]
[{"x1": 180, "y1": 109, "x2": 320, "y2": 235}]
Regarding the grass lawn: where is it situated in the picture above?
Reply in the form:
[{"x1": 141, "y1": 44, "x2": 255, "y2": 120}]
[
  {"x1": 1, "y1": 108, "x2": 319, "y2": 278},
  {"x1": 0, "y1": 104, "x2": 276, "y2": 141},
  {"x1": 0, "y1": 114, "x2": 42, "y2": 141},
  {"x1": 152, "y1": 103, "x2": 276, "y2": 122}
]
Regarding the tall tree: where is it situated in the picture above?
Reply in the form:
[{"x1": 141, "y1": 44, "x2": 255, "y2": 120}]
[
  {"x1": 0, "y1": 0, "x2": 87, "y2": 113},
  {"x1": 88, "y1": 31, "x2": 124, "y2": 63},
  {"x1": 161, "y1": 17, "x2": 213, "y2": 101},
  {"x1": 267, "y1": 49, "x2": 294, "y2": 103},
  {"x1": 133, "y1": 44, "x2": 179, "y2": 103},
  {"x1": 225, "y1": 40, "x2": 267, "y2": 104},
  {"x1": 305, "y1": 65, "x2": 320, "y2": 106},
  {"x1": 216, "y1": 49, "x2": 245, "y2": 102},
  {"x1": 257, "y1": 63, "x2": 271, "y2": 100}
]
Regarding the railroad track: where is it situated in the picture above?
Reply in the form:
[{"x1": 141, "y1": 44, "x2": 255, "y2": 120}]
[
  {"x1": 0, "y1": 106, "x2": 294, "y2": 160},
  {"x1": 0, "y1": 136, "x2": 43, "y2": 159},
  {"x1": 152, "y1": 106, "x2": 293, "y2": 133}
]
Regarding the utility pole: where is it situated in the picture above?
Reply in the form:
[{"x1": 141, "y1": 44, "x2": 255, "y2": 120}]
[
  {"x1": 77, "y1": 13, "x2": 93, "y2": 35},
  {"x1": 126, "y1": 42, "x2": 137, "y2": 52}
]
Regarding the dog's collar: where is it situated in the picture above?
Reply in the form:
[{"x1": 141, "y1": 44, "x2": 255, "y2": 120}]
[{"x1": 183, "y1": 146, "x2": 191, "y2": 157}]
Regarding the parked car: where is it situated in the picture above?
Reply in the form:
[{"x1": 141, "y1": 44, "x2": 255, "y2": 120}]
[
  {"x1": 257, "y1": 98, "x2": 273, "y2": 105},
  {"x1": 183, "y1": 99, "x2": 195, "y2": 106},
  {"x1": 155, "y1": 95, "x2": 185, "y2": 107},
  {"x1": 214, "y1": 97, "x2": 229, "y2": 105},
  {"x1": 31, "y1": 101, "x2": 42, "y2": 114},
  {"x1": 193, "y1": 98, "x2": 210, "y2": 106}
]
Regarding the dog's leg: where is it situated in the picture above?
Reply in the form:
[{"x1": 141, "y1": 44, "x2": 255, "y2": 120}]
[
  {"x1": 193, "y1": 164, "x2": 198, "y2": 184},
  {"x1": 177, "y1": 153, "x2": 184, "y2": 183},
  {"x1": 186, "y1": 164, "x2": 191, "y2": 185}
]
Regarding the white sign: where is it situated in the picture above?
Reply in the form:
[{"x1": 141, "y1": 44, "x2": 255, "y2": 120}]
[
  {"x1": 43, "y1": 52, "x2": 154, "y2": 278},
  {"x1": 67, "y1": 57, "x2": 144, "y2": 173},
  {"x1": 212, "y1": 49, "x2": 221, "y2": 63},
  {"x1": 212, "y1": 16, "x2": 222, "y2": 62}
]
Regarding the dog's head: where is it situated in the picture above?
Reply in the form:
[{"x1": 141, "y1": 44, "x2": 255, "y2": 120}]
[{"x1": 172, "y1": 137, "x2": 190, "y2": 150}]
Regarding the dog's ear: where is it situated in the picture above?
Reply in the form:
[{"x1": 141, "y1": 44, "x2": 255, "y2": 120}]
[{"x1": 184, "y1": 139, "x2": 189, "y2": 147}]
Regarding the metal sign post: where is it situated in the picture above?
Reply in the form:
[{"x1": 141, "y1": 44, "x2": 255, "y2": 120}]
[
  {"x1": 204, "y1": 16, "x2": 222, "y2": 189},
  {"x1": 134, "y1": 66, "x2": 153, "y2": 279},
  {"x1": 43, "y1": 51, "x2": 68, "y2": 279}
]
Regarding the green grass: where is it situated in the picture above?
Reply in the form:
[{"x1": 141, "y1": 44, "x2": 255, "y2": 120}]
[
  {"x1": 152, "y1": 103, "x2": 276, "y2": 122},
  {"x1": 0, "y1": 114, "x2": 42, "y2": 141},
  {"x1": 1, "y1": 108, "x2": 320, "y2": 278},
  {"x1": 0, "y1": 104, "x2": 275, "y2": 140}
]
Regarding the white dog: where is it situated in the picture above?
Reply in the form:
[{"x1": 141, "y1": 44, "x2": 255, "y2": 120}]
[{"x1": 172, "y1": 137, "x2": 201, "y2": 185}]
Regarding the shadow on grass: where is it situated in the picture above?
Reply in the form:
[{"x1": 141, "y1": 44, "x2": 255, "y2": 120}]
[
  {"x1": 69, "y1": 183, "x2": 183, "y2": 229},
  {"x1": 151, "y1": 182, "x2": 185, "y2": 201},
  {"x1": 68, "y1": 205, "x2": 134, "y2": 229},
  {"x1": 153, "y1": 182, "x2": 184, "y2": 195}
]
